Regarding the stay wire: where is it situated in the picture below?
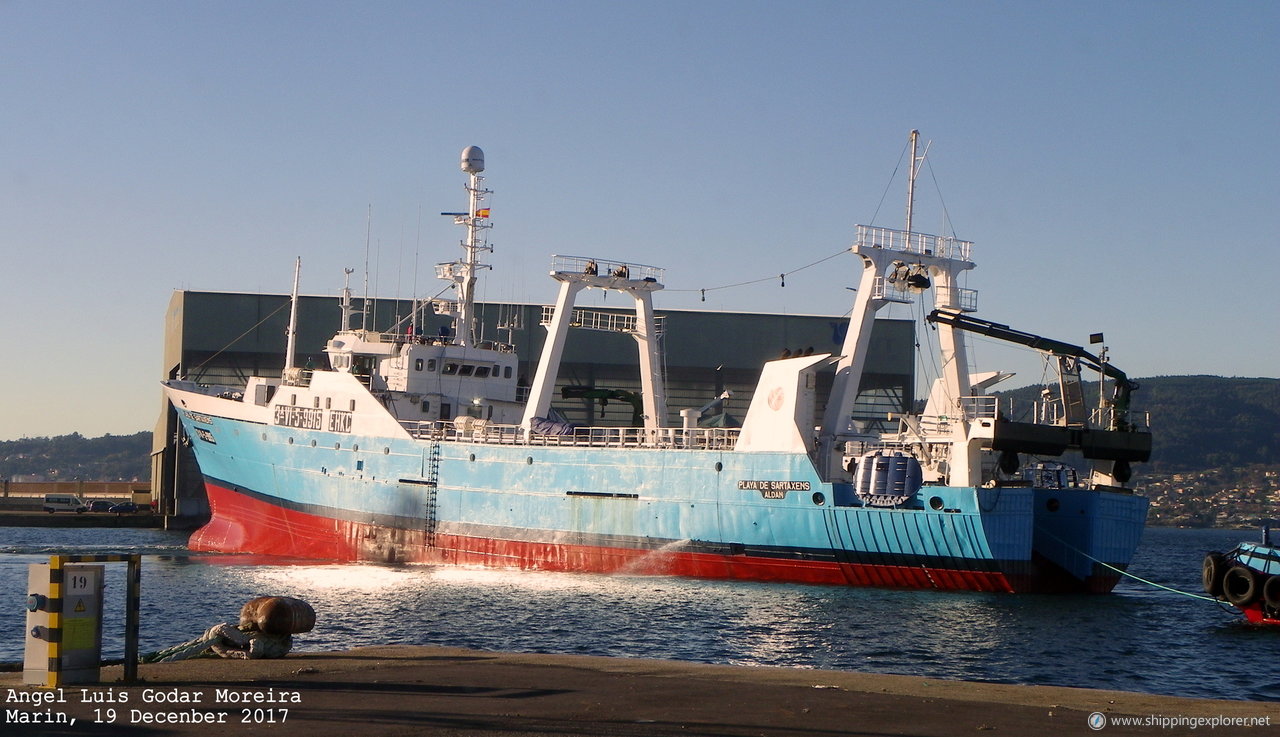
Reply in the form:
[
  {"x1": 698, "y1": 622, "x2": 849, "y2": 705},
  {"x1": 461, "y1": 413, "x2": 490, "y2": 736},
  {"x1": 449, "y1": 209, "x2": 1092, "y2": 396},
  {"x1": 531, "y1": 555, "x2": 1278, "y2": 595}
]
[
  {"x1": 666, "y1": 248, "x2": 850, "y2": 296},
  {"x1": 187, "y1": 300, "x2": 291, "y2": 377},
  {"x1": 868, "y1": 138, "x2": 911, "y2": 227}
]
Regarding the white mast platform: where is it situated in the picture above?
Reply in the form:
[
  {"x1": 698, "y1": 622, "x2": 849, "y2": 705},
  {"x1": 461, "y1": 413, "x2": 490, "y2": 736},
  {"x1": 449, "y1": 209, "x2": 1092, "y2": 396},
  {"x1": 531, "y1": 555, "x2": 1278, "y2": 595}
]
[{"x1": 522, "y1": 256, "x2": 667, "y2": 433}]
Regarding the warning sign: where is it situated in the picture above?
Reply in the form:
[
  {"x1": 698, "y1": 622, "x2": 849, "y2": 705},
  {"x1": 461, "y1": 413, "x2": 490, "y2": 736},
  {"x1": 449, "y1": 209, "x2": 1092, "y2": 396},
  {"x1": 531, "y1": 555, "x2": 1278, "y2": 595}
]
[{"x1": 74, "y1": 599, "x2": 86, "y2": 613}]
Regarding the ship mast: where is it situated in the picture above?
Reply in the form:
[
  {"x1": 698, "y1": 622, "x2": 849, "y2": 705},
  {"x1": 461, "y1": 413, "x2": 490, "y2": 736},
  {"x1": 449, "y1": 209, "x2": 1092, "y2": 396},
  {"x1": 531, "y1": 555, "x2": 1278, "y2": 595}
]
[
  {"x1": 905, "y1": 130, "x2": 918, "y2": 238},
  {"x1": 439, "y1": 146, "x2": 493, "y2": 347},
  {"x1": 903, "y1": 129, "x2": 931, "y2": 238},
  {"x1": 818, "y1": 130, "x2": 975, "y2": 483},
  {"x1": 283, "y1": 257, "x2": 301, "y2": 370}
]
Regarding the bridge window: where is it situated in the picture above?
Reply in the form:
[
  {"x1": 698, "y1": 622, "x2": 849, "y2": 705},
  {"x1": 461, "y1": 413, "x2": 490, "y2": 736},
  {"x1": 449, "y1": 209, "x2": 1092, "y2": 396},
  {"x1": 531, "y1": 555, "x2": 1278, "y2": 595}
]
[
  {"x1": 474, "y1": 366, "x2": 491, "y2": 378},
  {"x1": 427, "y1": 359, "x2": 437, "y2": 372},
  {"x1": 441, "y1": 403, "x2": 452, "y2": 420},
  {"x1": 422, "y1": 401, "x2": 431, "y2": 414},
  {"x1": 459, "y1": 365, "x2": 475, "y2": 377},
  {"x1": 443, "y1": 363, "x2": 459, "y2": 375},
  {"x1": 504, "y1": 366, "x2": 512, "y2": 379},
  {"x1": 414, "y1": 358, "x2": 424, "y2": 371}
]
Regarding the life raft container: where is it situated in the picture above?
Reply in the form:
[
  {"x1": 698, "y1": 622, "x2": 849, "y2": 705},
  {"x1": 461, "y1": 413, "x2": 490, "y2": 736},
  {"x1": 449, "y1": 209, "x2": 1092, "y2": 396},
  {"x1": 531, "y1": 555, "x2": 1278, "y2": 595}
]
[{"x1": 853, "y1": 450, "x2": 923, "y2": 507}]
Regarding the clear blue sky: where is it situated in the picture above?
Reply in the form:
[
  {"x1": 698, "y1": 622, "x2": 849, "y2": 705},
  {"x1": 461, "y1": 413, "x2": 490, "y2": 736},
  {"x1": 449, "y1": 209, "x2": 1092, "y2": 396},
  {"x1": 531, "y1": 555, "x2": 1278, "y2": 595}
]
[{"x1": 2, "y1": 1, "x2": 1277, "y2": 441}]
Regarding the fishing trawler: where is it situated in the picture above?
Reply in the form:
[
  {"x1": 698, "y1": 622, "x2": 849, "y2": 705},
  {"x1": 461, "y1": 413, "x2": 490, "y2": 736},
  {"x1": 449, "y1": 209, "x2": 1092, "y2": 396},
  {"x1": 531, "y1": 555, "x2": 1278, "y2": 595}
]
[{"x1": 163, "y1": 135, "x2": 1151, "y2": 592}]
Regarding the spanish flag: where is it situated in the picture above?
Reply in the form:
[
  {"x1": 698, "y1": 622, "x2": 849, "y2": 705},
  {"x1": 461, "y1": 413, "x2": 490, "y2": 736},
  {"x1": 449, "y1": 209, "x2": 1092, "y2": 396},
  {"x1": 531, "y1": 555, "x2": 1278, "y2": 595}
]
[{"x1": 475, "y1": 208, "x2": 491, "y2": 218}]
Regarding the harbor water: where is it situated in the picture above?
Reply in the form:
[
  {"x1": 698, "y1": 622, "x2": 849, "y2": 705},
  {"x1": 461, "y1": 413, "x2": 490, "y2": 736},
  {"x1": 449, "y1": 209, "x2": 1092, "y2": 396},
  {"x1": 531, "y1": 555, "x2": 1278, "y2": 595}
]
[{"x1": 1, "y1": 525, "x2": 1277, "y2": 701}]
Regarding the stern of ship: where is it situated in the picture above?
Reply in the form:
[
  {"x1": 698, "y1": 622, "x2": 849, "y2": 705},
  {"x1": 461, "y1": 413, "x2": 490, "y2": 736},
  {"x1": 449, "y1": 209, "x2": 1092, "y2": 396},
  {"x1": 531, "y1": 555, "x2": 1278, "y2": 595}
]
[{"x1": 1030, "y1": 488, "x2": 1148, "y2": 593}]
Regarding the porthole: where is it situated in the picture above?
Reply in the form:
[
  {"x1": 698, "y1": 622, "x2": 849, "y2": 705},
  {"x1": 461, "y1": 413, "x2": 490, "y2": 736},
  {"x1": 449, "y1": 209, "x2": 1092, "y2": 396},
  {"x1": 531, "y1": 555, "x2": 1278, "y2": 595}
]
[
  {"x1": 929, "y1": 496, "x2": 944, "y2": 511},
  {"x1": 287, "y1": 437, "x2": 294, "y2": 445},
  {"x1": 352, "y1": 444, "x2": 359, "y2": 452},
  {"x1": 812, "y1": 492, "x2": 826, "y2": 506},
  {"x1": 334, "y1": 443, "x2": 341, "y2": 450},
  {"x1": 526, "y1": 456, "x2": 534, "y2": 465},
  {"x1": 1046, "y1": 498, "x2": 1061, "y2": 512},
  {"x1": 310, "y1": 439, "x2": 317, "y2": 448},
  {"x1": 261, "y1": 433, "x2": 267, "y2": 442},
  {"x1": 469, "y1": 453, "x2": 476, "y2": 462},
  {"x1": 714, "y1": 462, "x2": 723, "y2": 472},
  {"x1": 383, "y1": 447, "x2": 390, "y2": 455}
]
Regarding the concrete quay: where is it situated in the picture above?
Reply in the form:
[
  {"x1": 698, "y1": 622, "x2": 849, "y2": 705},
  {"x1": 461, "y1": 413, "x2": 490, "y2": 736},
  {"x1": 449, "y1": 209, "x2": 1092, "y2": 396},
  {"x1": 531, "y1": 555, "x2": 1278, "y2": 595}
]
[
  {"x1": 1, "y1": 646, "x2": 1275, "y2": 736},
  {"x1": 0, "y1": 510, "x2": 162, "y2": 528}
]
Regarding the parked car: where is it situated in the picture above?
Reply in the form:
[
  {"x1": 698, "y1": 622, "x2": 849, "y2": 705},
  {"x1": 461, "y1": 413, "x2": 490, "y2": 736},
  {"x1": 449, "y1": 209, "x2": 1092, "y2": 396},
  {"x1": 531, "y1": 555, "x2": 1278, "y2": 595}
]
[
  {"x1": 88, "y1": 500, "x2": 114, "y2": 513},
  {"x1": 42, "y1": 494, "x2": 88, "y2": 513},
  {"x1": 109, "y1": 502, "x2": 139, "y2": 514}
]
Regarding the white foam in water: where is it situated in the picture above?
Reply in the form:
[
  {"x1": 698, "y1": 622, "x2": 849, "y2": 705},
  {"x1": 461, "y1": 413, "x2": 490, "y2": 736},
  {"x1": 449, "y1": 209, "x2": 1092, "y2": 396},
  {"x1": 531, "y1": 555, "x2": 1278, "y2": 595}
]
[{"x1": 0, "y1": 526, "x2": 1273, "y2": 702}]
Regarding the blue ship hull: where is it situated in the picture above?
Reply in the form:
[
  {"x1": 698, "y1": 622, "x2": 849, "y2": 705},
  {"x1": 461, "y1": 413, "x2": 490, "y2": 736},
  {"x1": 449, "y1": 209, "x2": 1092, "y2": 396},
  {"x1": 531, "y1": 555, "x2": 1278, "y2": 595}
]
[{"x1": 174, "y1": 408, "x2": 1147, "y2": 593}]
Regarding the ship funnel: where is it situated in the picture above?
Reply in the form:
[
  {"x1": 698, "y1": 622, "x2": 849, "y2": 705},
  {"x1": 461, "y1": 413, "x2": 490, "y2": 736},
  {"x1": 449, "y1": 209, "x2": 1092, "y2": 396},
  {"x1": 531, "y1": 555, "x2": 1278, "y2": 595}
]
[{"x1": 461, "y1": 145, "x2": 485, "y2": 174}]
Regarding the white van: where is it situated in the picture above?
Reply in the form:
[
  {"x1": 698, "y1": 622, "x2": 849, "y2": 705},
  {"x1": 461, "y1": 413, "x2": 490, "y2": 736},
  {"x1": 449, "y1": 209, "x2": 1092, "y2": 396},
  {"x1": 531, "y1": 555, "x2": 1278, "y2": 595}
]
[{"x1": 42, "y1": 494, "x2": 88, "y2": 513}]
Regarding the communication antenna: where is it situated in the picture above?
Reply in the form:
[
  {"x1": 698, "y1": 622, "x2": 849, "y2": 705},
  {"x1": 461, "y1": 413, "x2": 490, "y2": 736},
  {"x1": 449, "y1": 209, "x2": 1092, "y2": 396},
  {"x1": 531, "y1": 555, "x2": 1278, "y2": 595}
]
[
  {"x1": 361, "y1": 205, "x2": 371, "y2": 332},
  {"x1": 438, "y1": 145, "x2": 494, "y2": 347}
]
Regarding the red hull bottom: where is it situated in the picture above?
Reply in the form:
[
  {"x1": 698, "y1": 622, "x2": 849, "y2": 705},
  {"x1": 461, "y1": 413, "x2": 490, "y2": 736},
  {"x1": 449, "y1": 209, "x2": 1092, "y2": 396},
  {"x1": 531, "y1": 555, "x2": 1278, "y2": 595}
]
[
  {"x1": 1238, "y1": 603, "x2": 1280, "y2": 626},
  {"x1": 189, "y1": 482, "x2": 1107, "y2": 594}
]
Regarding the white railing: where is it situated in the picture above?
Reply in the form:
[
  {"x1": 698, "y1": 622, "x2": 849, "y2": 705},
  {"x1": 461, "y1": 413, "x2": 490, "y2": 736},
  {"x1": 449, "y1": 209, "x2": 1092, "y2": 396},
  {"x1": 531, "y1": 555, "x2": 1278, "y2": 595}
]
[
  {"x1": 401, "y1": 420, "x2": 740, "y2": 450},
  {"x1": 435, "y1": 262, "x2": 466, "y2": 280},
  {"x1": 959, "y1": 396, "x2": 998, "y2": 420},
  {"x1": 871, "y1": 276, "x2": 913, "y2": 303},
  {"x1": 1090, "y1": 407, "x2": 1151, "y2": 432},
  {"x1": 844, "y1": 439, "x2": 949, "y2": 460},
  {"x1": 538, "y1": 306, "x2": 666, "y2": 336},
  {"x1": 551, "y1": 255, "x2": 664, "y2": 283},
  {"x1": 935, "y1": 285, "x2": 979, "y2": 312},
  {"x1": 856, "y1": 225, "x2": 973, "y2": 262}
]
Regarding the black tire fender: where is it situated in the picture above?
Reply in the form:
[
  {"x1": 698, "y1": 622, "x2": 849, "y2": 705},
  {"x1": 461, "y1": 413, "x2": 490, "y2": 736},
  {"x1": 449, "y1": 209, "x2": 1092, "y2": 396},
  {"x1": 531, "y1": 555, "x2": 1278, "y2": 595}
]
[
  {"x1": 1223, "y1": 565, "x2": 1261, "y2": 607},
  {"x1": 1202, "y1": 552, "x2": 1227, "y2": 597},
  {"x1": 1263, "y1": 574, "x2": 1280, "y2": 611}
]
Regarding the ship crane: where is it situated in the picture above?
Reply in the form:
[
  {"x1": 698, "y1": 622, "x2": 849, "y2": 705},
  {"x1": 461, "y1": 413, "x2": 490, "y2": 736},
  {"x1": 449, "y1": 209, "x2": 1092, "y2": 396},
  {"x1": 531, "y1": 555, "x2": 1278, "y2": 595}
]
[{"x1": 924, "y1": 309, "x2": 1139, "y2": 429}]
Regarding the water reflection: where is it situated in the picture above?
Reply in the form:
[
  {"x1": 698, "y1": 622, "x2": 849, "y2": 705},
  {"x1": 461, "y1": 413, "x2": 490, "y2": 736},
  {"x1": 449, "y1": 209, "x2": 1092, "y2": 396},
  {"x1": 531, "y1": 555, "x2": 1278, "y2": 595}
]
[{"x1": 1, "y1": 527, "x2": 1276, "y2": 701}]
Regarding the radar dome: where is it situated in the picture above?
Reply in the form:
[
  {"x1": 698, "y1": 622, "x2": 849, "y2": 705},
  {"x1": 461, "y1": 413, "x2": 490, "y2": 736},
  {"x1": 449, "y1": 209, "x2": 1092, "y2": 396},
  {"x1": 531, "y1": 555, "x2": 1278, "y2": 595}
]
[{"x1": 461, "y1": 146, "x2": 485, "y2": 174}]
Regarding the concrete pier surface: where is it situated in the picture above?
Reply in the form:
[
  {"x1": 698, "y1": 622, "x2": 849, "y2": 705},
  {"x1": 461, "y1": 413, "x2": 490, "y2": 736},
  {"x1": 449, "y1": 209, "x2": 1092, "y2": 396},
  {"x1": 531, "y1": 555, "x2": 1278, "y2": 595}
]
[{"x1": 2, "y1": 646, "x2": 1274, "y2": 736}]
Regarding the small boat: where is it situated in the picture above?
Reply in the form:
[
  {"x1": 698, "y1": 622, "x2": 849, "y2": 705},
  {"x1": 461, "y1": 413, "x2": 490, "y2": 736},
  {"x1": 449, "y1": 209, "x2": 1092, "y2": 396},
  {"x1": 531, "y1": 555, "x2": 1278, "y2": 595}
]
[{"x1": 1202, "y1": 522, "x2": 1280, "y2": 625}]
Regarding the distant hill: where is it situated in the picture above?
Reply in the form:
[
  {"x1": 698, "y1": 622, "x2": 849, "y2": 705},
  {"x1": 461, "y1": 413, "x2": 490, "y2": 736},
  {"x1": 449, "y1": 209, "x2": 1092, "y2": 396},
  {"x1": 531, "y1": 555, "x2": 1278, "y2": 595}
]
[
  {"x1": 993, "y1": 375, "x2": 1280, "y2": 473},
  {"x1": 0, "y1": 432, "x2": 150, "y2": 482}
]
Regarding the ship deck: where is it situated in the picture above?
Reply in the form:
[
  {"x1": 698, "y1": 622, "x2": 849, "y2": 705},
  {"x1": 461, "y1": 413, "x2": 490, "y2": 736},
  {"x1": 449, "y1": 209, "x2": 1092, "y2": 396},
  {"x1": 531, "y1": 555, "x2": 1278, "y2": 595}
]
[{"x1": 402, "y1": 420, "x2": 743, "y2": 450}]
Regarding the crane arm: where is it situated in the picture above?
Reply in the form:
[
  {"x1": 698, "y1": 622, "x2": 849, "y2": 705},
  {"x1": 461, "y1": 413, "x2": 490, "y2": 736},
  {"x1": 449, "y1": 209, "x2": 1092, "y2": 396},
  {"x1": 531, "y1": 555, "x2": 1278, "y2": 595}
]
[{"x1": 926, "y1": 309, "x2": 1138, "y2": 418}]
